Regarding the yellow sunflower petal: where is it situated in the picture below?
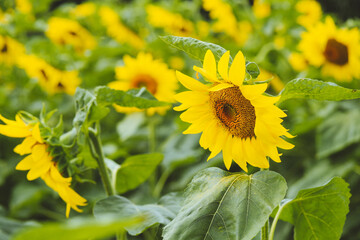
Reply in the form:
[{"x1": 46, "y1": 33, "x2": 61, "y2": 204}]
[
  {"x1": 14, "y1": 137, "x2": 37, "y2": 155},
  {"x1": 183, "y1": 114, "x2": 212, "y2": 134},
  {"x1": 241, "y1": 83, "x2": 268, "y2": 100},
  {"x1": 208, "y1": 128, "x2": 228, "y2": 160},
  {"x1": 222, "y1": 134, "x2": 233, "y2": 170},
  {"x1": 32, "y1": 123, "x2": 43, "y2": 143},
  {"x1": 229, "y1": 51, "x2": 245, "y2": 86},
  {"x1": 176, "y1": 71, "x2": 208, "y2": 91},
  {"x1": 218, "y1": 51, "x2": 230, "y2": 81},
  {"x1": 232, "y1": 138, "x2": 248, "y2": 172},
  {"x1": 199, "y1": 120, "x2": 217, "y2": 149},
  {"x1": 203, "y1": 50, "x2": 217, "y2": 79},
  {"x1": 193, "y1": 66, "x2": 219, "y2": 82},
  {"x1": 174, "y1": 91, "x2": 208, "y2": 105},
  {"x1": 276, "y1": 137, "x2": 295, "y2": 150},
  {"x1": 15, "y1": 155, "x2": 35, "y2": 170},
  {"x1": 208, "y1": 82, "x2": 233, "y2": 91}
]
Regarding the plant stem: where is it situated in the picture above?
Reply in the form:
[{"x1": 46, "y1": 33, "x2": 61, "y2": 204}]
[
  {"x1": 269, "y1": 203, "x2": 286, "y2": 240},
  {"x1": 88, "y1": 128, "x2": 115, "y2": 196},
  {"x1": 153, "y1": 168, "x2": 172, "y2": 198},
  {"x1": 261, "y1": 219, "x2": 269, "y2": 240},
  {"x1": 260, "y1": 167, "x2": 269, "y2": 240}
]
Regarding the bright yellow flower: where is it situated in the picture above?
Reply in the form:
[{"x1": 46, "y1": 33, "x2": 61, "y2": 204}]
[
  {"x1": 202, "y1": 0, "x2": 252, "y2": 46},
  {"x1": 17, "y1": 54, "x2": 81, "y2": 95},
  {"x1": 146, "y1": 5, "x2": 195, "y2": 37},
  {"x1": 99, "y1": 6, "x2": 144, "y2": 49},
  {"x1": 256, "y1": 68, "x2": 284, "y2": 94},
  {"x1": 16, "y1": 0, "x2": 32, "y2": 14},
  {"x1": 253, "y1": 0, "x2": 271, "y2": 19},
  {"x1": 46, "y1": 17, "x2": 97, "y2": 53},
  {"x1": 289, "y1": 52, "x2": 308, "y2": 72},
  {"x1": 71, "y1": 2, "x2": 96, "y2": 18},
  {"x1": 0, "y1": 114, "x2": 87, "y2": 217},
  {"x1": 298, "y1": 16, "x2": 360, "y2": 81},
  {"x1": 0, "y1": 36, "x2": 26, "y2": 66},
  {"x1": 174, "y1": 50, "x2": 294, "y2": 171},
  {"x1": 108, "y1": 52, "x2": 177, "y2": 115},
  {"x1": 296, "y1": 0, "x2": 322, "y2": 29}
]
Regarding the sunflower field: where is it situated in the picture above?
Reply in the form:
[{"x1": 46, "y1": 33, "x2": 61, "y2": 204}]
[{"x1": 1, "y1": 0, "x2": 360, "y2": 239}]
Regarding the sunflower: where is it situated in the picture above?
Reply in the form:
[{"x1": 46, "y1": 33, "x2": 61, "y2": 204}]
[
  {"x1": 0, "y1": 114, "x2": 87, "y2": 217},
  {"x1": 174, "y1": 50, "x2": 294, "y2": 171},
  {"x1": 46, "y1": 17, "x2": 96, "y2": 53},
  {"x1": 146, "y1": 4, "x2": 195, "y2": 37},
  {"x1": 99, "y1": 6, "x2": 144, "y2": 50},
  {"x1": 298, "y1": 16, "x2": 360, "y2": 81},
  {"x1": 17, "y1": 54, "x2": 81, "y2": 95},
  {"x1": 108, "y1": 52, "x2": 177, "y2": 115},
  {"x1": 252, "y1": 0, "x2": 271, "y2": 19},
  {"x1": 0, "y1": 35, "x2": 26, "y2": 66}
]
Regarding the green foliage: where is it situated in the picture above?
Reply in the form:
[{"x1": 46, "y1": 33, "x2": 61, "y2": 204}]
[
  {"x1": 276, "y1": 177, "x2": 351, "y2": 240},
  {"x1": 278, "y1": 79, "x2": 360, "y2": 105},
  {"x1": 246, "y1": 61, "x2": 260, "y2": 80},
  {"x1": 160, "y1": 36, "x2": 231, "y2": 63},
  {"x1": 106, "y1": 153, "x2": 163, "y2": 194},
  {"x1": 94, "y1": 195, "x2": 175, "y2": 235},
  {"x1": 316, "y1": 109, "x2": 360, "y2": 158},
  {"x1": 13, "y1": 216, "x2": 140, "y2": 240},
  {"x1": 163, "y1": 168, "x2": 287, "y2": 240}
]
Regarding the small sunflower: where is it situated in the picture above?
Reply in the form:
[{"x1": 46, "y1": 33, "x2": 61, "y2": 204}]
[
  {"x1": 0, "y1": 35, "x2": 26, "y2": 66},
  {"x1": 46, "y1": 17, "x2": 96, "y2": 53},
  {"x1": 174, "y1": 50, "x2": 294, "y2": 171},
  {"x1": 0, "y1": 114, "x2": 87, "y2": 217},
  {"x1": 109, "y1": 52, "x2": 177, "y2": 115},
  {"x1": 298, "y1": 16, "x2": 360, "y2": 81},
  {"x1": 295, "y1": 0, "x2": 322, "y2": 29}
]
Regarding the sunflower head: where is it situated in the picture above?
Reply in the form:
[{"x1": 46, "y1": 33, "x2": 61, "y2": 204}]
[
  {"x1": 298, "y1": 16, "x2": 360, "y2": 81},
  {"x1": 174, "y1": 50, "x2": 294, "y2": 171},
  {"x1": 109, "y1": 52, "x2": 177, "y2": 115}
]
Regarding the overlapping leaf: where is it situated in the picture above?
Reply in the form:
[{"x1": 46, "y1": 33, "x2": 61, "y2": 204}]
[
  {"x1": 163, "y1": 167, "x2": 287, "y2": 240},
  {"x1": 94, "y1": 196, "x2": 175, "y2": 235},
  {"x1": 278, "y1": 78, "x2": 360, "y2": 105},
  {"x1": 277, "y1": 177, "x2": 351, "y2": 240}
]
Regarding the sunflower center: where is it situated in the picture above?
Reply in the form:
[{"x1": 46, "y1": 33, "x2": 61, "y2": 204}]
[
  {"x1": 132, "y1": 74, "x2": 158, "y2": 95},
  {"x1": 209, "y1": 86, "x2": 256, "y2": 139},
  {"x1": 1, "y1": 43, "x2": 8, "y2": 53},
  {"x1": 323, "y1": 38, "x2": 348, "y2": 66}
]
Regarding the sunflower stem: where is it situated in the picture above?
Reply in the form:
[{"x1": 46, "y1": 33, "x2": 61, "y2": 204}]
[
  {"x1": 269, "y1": 203, "x2": 286, "y2": 240},
  {"x1": 88, "y1": 127, "x2": 115, "y2": 196},
  {"x1": 261, "y1": 219, "x2": 269, "y2": 240}
]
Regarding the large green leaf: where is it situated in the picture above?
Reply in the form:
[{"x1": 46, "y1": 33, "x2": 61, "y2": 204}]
[
  {"x1": 278, "y1": 79, "x2": 360, "y2": 105},
  {"x1": 13, "y1": 216, "x2": 139, "y2": 240},
  {"x1": 162, "y1": 167, "x2": 287, "y2": 240},
  {"x1": 160, "y1": 36, "x2": 231, "y2": 63},
  {"x1": 0, "y1": 217, "x2": 38, "y2": 240},
  {"x1": 316, "y1": 109, "x2": 360, "y2": 158},
  {"x1": 106, "y1": 153, "x2": 163, "y2": 194},
  {"x1": 94, "y1": 195, "x2": 175, "y2": 236},
  {"x1": 277, "y1": 177, "x2": 351, "y2": 240}
]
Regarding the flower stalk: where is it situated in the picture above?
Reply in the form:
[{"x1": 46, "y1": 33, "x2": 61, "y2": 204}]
[{"x1": 88, "y1": 127, "x2": 115, "y2": 196}]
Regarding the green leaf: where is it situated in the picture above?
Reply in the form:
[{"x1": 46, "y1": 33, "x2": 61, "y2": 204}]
[
  {"x1": 94, "y1": 195, "x2": 175, "y2": 235},
  {"x1": 278, "y1": 78, "x2": 360, "y2": 105},
  {"x1": 160, "y1": 36, "x2": 231, "y2": 63},
  {"x1": 106, "y1": 153, "x2": 163, "y2": 194},
  {"x1": 95, "y1": 86, "x2": 169, "y2": 109},
  {"x1": 163, "y1": 167, "x2": 287, "y2": 240},
  {"x1": 316, "y1": 109, "x2": 360, "y2": 158},
  {"x1": 246, "y1": 62, "x2": 260, "y2": 79},
  {"x1": 277, "y1": 177, "x2": 351, "y2": 240},
  {"x1": 13, "y1": 217, "x2": 140, "y2": 240},
  {"x1": 0, "y1": 217, "x2": 38, "y2": 240}
]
